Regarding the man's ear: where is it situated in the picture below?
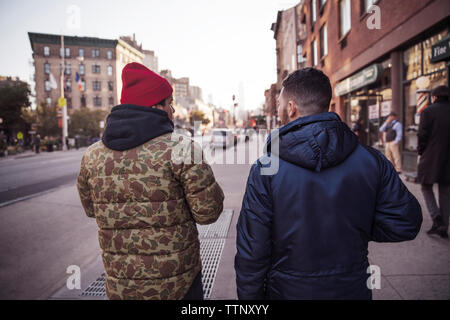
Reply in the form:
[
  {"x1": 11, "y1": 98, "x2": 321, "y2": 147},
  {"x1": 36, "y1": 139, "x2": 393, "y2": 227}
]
[{"x1": 287, "y1": 101, "x2": 297, "y2": 118}]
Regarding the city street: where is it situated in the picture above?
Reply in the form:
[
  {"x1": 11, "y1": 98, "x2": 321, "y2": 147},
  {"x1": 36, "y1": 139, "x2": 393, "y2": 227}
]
[
  {"x1": 0, "y1": 148, "x2": 86, "y2": 207},
  {"x1": 0, "y1": 138, "x2": 449, "y2": 300}
]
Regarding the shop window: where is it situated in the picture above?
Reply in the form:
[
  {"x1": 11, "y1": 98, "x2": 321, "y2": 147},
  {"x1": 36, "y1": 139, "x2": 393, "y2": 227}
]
[
  {"x1": 403, "y1": 44, "x2": 422, "y2": 81},
  {"x1": 423, "y1": 30, "x2": 448, "y2": 75}
]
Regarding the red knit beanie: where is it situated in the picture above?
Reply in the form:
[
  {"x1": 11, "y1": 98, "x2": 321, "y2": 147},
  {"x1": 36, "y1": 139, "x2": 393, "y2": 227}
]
[{"x1": 120, "y1": 62, "x2": 173, "y2": 107}]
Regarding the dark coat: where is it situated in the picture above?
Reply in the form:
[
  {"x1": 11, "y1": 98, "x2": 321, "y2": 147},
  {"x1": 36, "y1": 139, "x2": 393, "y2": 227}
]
[
  {"x1": 235, "y1": 112, "x2": 422, "y2": 300},
  {"x1": 417, "y1": 99, "x2": 450, "y2": 185}
]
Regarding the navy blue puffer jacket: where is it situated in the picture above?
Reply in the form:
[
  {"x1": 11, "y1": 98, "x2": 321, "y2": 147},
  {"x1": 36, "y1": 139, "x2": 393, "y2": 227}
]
[{"x1": 235, "y1": 112, "x2": 422, "y2": 300}]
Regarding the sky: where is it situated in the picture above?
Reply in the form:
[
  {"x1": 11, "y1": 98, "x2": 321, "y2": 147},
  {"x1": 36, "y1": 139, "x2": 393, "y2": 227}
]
[{"x1": 0, "y1": 0, "x2": 300, "y2": 110}]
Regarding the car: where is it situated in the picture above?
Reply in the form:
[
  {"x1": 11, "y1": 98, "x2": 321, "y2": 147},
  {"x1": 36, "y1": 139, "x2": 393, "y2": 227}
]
[{"x1": 211, "y1": 128, "x2": 235, "y2": 149}]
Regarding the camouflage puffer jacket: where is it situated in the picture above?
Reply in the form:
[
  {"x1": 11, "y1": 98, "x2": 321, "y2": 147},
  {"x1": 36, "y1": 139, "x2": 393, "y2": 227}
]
[{"x1": 77, "y1": 133, "x2": 224, "y2": 300}]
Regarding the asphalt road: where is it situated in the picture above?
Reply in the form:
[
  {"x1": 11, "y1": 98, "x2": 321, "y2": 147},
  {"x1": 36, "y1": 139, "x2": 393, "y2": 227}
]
[{"x1": 0, "y1": 149, "x2": 86, "y2": 207}]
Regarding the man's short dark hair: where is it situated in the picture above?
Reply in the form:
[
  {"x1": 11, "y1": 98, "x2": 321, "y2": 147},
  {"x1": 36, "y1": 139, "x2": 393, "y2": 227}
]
[
  {"x1": 282, "y1": 68, "x2": 332, "y2": 115},
  {"x1": 431, "y1": 85, "x2": 449, "y2": 100}
]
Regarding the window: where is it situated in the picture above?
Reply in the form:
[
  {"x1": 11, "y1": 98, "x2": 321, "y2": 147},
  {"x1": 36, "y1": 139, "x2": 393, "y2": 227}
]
[
  {"x1": 339, "y1": 0, "x2": 351, "y2": 38},
  {"x1": 107, "y1": 65, "x2": 113, "y2": 76},
  {"x1": 92, "y1": 64, "x2": 101, "y2": 74},
  {"x1": 94, "y1": 96, "x2": 102, "y2": 107},
  {"x1": 45, "y1": 81, "x2": 51, "y2": 91},
  {"x1": 60, "y1": 48, "x2": 70, "y2": 57},
  {"x1": 44, "y1": 46, "x2": 50, "y2": 56},
  {"x1": 108, "y1": 81, "x2": 113, "y2": 91},
  {"x1": 81, "y1": 95, "x2": 86, "y2": 108},
  {"x1": 65, "y1": 79, "x2": 72, "y2": 92},
  {"x1": 107, "y1": 50, "x2": 113, "y2": 60},
  {"x1": 81, "y1": 80, "x2": 86, "y2": 92},
  {"x1": 312, "y1": 39, "x2": 318, "y2": 66},
  {"x1": 92, "y1": 49, "x2": 100, "y2": 58},
  {"x1": 109, "y1": 96, "x2": 114, "y2": 107},
  {"x1": 65, "y1": 63, "x2": 71, "y2": 75},
  {"x1": 311, "y1": 0, "x2": 317, "y2": 23},
  {"x1": 79, "y1": 48, "x2": 84, "y2": 58},
  {"x1": 297, "y1": 44, "x2": 306, "y2": 64},
  {"x1": 44, "y1": 63, "x2": 50, "y2": 74},
  {"x1": 362, "y1": 0, "x2": 377, "y2": 14},
  {"x1": 79, "y1": 64, "x2": 85, "y2": 75},
  {"x1": 46, "y1": 97, "x2": 52, "y2": 106},
  {"x1": 93, "y1": 80, "x2": 101, "y2": 91},
  {"x1": 320, "y1": 25, "x2": 328, "y2": 57}
]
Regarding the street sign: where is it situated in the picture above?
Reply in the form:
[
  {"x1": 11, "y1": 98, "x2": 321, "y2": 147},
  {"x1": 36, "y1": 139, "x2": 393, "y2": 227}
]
[{"x1": 58, "y1": 97, "x2": 67, "y2": 108}]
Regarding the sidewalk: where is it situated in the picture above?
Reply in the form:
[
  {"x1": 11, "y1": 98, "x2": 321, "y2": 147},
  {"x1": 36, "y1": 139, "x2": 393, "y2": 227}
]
[{"x1": 1, "y1": 169, "x2": 448, "y2": 300}]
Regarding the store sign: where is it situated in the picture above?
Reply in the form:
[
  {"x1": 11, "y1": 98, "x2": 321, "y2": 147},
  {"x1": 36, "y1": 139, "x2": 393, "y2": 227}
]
[
  {"x1": 334, "y1": 64, "x2": 382, "y2": 96},
  {"x1": 381, "y1": 101, "x2": 391, "y2": 117},
  {"x1": 431, "y1": 34, "x2": 450, "y2": 63},
  {"x1": 368, "y1": 104, "x2": 379, "y2": 120}
]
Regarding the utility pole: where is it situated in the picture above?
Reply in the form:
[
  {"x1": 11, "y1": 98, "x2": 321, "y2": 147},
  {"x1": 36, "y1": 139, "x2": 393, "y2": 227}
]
[{"x1": 60, "y1": 34, "x2": 68, "y2": 151}]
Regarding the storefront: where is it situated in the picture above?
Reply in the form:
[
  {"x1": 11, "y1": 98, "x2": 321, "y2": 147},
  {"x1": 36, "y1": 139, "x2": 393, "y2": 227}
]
[
  {"x1": 335, "y1": 61, "x2": 392, "y2": 149},
  {"x1": 334, "y1": 26, "x2": 449, "y2": 173},
  {"x1": 402, "y1": 28, "x2": 449, "y2": 171}
]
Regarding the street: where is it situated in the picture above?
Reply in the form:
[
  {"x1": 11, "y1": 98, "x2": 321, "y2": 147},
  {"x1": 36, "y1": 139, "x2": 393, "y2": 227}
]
[
  {"x1": 0, "y1": 149, "x2": 86, "y2": 206},
  {"x1": 0, "y1": 138, "x2": 449, "y2": 300}
]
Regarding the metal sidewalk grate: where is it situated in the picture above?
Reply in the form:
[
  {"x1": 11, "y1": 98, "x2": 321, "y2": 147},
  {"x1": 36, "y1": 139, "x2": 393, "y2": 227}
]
[
  {"x1": 197, "y1": 209, "x2": 233, "y2": 239},
  {"x1": 81, "y1": 209, "x2": 233, "y2": 299},
  {"x1": 81, "y1": 273, "x2": 106, "y2": 297}
]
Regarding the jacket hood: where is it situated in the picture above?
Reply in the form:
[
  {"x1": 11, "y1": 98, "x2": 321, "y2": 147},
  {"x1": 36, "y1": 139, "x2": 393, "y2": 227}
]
[
  {"x1": 102, "y1": 104, "x2": 174, "y2": 151},
  {"x1": 266, "y1": 112, "x2": 358, "y2": 172}
]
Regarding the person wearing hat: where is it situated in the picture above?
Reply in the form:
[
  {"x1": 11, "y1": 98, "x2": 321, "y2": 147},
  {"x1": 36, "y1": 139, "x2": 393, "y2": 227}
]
[
  {"x1": 77, "y1": 62, "x2": 224, "y2": 300},
  {"x1": 418, "y1": 85, "x2": 450, "y2": 239},
  {"x1": 379, "y1": 111, "x2": 403, "y2": 173}
]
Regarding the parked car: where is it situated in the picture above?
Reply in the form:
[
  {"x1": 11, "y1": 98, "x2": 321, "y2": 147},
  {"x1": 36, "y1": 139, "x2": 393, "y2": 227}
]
[{"x1": 211, "y1": 128, "x2": 235, "y2": 149}]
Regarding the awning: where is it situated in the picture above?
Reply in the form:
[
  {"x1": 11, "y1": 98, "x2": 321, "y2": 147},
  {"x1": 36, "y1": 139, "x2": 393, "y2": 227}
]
[{"x1": 334, "y1": 64, "x2": 383, "y2": 97}]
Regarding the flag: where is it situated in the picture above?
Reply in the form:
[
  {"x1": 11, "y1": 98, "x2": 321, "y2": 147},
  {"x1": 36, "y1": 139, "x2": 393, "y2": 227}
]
[
  {"x1": 49, "y1": 73, "x2": 58, "y2": 89},
  {"x1": 75, "y1": 72, "x2": 82, "y2": 92}
]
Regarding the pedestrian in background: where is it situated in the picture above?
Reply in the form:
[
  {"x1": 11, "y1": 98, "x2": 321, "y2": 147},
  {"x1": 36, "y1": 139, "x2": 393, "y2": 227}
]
[
  {"x1": 418, "y1": 85, "x2": 450, "y2": 239},
  {"x1": 235, "y1": 68, "x2": 422, "y2": 300},
  {"x1": 34, "y1": 134, "x2": 40, "y2": 154},
  {"x1": 77, "y1": 63, "x2": 224, "y2": 300},
  {"x1": 379, "y1": 111, "x2": 403, "y2": 173}
]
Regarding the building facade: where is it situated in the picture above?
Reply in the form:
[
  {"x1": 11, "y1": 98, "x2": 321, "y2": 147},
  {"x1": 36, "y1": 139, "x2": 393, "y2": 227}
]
[
  {"x1": 29, "y1": 32, "x2": 149, "y2": 113},
  {"x1": 272, "y1": 0, "x2": 450, "y2": 171},
  {"x1": 29, "y1": 32, "x2": 118, "y2": 112}
]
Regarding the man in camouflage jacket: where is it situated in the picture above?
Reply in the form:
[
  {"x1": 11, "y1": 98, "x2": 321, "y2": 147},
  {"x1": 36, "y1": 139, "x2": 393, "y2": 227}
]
[{"x1": 77, "y1": 63, "x2": 224, "y2": 300}]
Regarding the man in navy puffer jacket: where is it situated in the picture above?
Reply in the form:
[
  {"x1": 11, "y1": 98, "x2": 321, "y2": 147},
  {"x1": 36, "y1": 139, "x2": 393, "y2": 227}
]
[{"x1": 235, "y1": 68, "x2": 422, "y2": 300}]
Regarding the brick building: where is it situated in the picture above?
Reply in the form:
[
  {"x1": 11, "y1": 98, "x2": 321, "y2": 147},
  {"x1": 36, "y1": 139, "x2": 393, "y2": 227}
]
[
  {"x1": 28, "y1": 32, "x2": 156, "y2": 113},
  {"x1": 271, "y1": 0, "x2": 450, "y2": 171}
]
